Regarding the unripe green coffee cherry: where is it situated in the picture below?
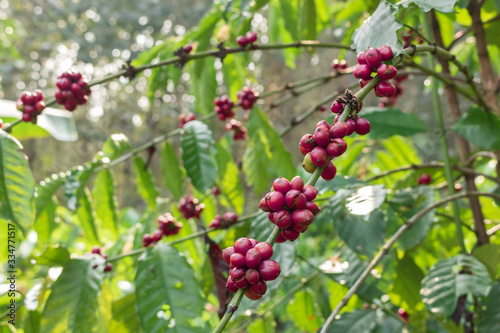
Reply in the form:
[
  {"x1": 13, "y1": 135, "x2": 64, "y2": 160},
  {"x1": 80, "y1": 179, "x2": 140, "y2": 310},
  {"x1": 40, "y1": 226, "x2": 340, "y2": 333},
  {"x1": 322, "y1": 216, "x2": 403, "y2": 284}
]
[{"x1": 302, "y1": 153, "x2": 317, "y2": 173}]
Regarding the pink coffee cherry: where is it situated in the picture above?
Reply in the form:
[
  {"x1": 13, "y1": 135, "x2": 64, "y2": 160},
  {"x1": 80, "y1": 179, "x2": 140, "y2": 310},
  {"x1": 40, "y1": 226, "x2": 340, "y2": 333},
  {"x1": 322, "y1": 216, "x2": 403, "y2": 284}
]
[
  {"x1": 290, "y1": 176, "x2": 305, "y2": 191},
  {"x1": 365, "y1": 48, "x2": 383, "y2": 69},
  {"x1": 230, "y1": 253, "x2": 246, "y2": 268},
  {"x1": 273, "y1": 177, "x2": 292, "y2": 194},
  {"x1": 258, "y1": 260, "x2": 281, "y2": 281},
  {"x1": 223, "y1": 247, "x2": 236, "y2": 264},
  {"x1": 310, "y1": 146, "x2": 329, "y2": 167},
  {"x1": 354, "y1": 117, "x2": 371, "y2": 135},
  {"x1": 378, "y1": 46, "x2": 394, "y2": 61},
  {"x1": 254, "y1": 242, "x2": 273, "y2": 260},
  {"x1": 245, "y1": 248, "x2": 262, "y2": 269},
  {"x1": 321, "y1": 161, "x2": 337, "y2": 181},
  {"x1": 330, "y1": 122, "x2": 348, "y2": 139},
  {"x1": 274, "y1": 209, "x2": 293, "y2": 229},
  {"x1": 265, "y1": 191, "x2": 285, "y2": 211}
]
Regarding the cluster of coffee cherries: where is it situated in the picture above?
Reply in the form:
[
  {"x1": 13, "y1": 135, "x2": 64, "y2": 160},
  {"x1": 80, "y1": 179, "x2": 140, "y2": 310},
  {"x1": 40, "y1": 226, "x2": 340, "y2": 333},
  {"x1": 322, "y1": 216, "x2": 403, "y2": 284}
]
[
  {"x1": 331, "y1": 59, "x2": 347, "y2": 71},
  {"x1": 259, "y1": 176, "x2": 320, "y2": 242},
  {"x1": 209, "y1": 212, "x2": 238, "y2": 229},
  {"x1": 223, "y1": 238, "x2": 280, "y2": 300},
  {"x1": 237, "y1": 86, "x2": 258, "y2": 110},
  {"x1": 143, "y1": 213, "x2": 183, "y2": 247},
  {"x1": 55, "y1": 70, "x2": 91, "y2": 111},
  {"x1": 402, "y1": 29, "x2": 424, "y2": 48},
  {"x1": 178, "y1": 112, "x2": 196, "y2": 128},
  {"x1": 91, "y1": 246, "x2": 113, "y2": 272},
  {"x1": 179, "y1": 195, "x2": 205, "y2": 219},
  {"x1": 354, "y1": 46, "x2": 398, "y2": 98},
  {"x1": 225, "y1": 119, "x2": 247, "y2": 140},
  {"x1": 214, "y1": 95, "x2": 235, "y2": 120},
  {"x1": 16, "y1": 90, "x2": 46, "y2": 122},
  {"x1": 417, "y1": 173, "x2": 431, "y2": 185},
  {"x1": 236, "y1": 31, "x2": 258, "y2": 47}
]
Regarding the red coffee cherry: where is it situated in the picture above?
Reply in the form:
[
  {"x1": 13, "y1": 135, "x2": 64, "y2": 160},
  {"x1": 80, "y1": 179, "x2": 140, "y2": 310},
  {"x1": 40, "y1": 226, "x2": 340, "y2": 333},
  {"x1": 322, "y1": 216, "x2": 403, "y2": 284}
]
[
  {"x1": 316, "y1": 120, "x2": 330, "y2": 130},
  {"x1": 292, "y1": 222, "x2": 309, "y2": 233},
  {"x1": 300, "y1": 134, "x2": 317, "y2": 150},
  {"x1": 222, "y1": 247, "x2": 235, "y2": 264},
  {"x1": 236, "y1": 36, "x2": 248, "y2": 46},
  {"x1": 209, "y1": 215, "x2": 222, "y2": 229},
  {"x1": 376, "y1": 64, "x2": 397, "y2": 80},
  {"x1": 314, "y1": 126, "x2": 331, "y2": 147},
  {"x1": 290, "y1": 176, "x2": 305, "y2": 191},
  {"x1": 250, "y1": 280, "x2": 268, "y2": 295},
  {"x1": 259, "y1": 198, "x2": 271, "y2": 212},
  {"x1": 375, "y1": 81, "x2": 397, "y2": 97},
  {"x1": 246, "y1": 268, "x2": 260, "y2": 284},
  {"x1": 249, "y1": 238, "x2": 259, "y2": 247},
  {"x1": 104, "y1": 263, "x2": 113, "y2": 272},
  {"x1": 378, "y1": 45, "x2": 394, "y2": 61},
  {"x1": 254, "y1": 242, "x2": 273, "y2": 260},
  {"x1": 284, "y1": 190, "x2": 307, "y2": 210},
  {"x1": 418, "y1": 173, "x2": 431, "y2": 185},
  {"x1": 359, "y1": 77, "x2": 372, "y2": 88},
  {"x1": 245, "y1": 248, "x2": 262, "y2": 269},
  {"x1": 365, "y1": 48, "x2": 383, "y2": 69},
  {"x1": 273, "y1": 177, "x2": 292, "y2": 194},
  {"x1": 183, "y1": 44, "x2": 193, "y2": 53},
  {"x1": 91, "y1": 246, "x2": 101, "y2": 255},
  {"x1": 292, "y1": 209, "x2": 315, "y2": 226},
  {"x1": 330, "y1": 100, "x2": 344, "y2": 114},
  {"x1": 237, "y1": 86, "x2": 258, "y2": 110},
  {"x1": 246, "y1": 31, "x2": 258, "y2": 43},
  {"x1": 214, "y1": 95, "x2": 235, "y2": 120},
  {"x1": 234, "y1": 276, "x2": 249, "y2": 289},
  {"x1": 354, "y1": 117, "x2": 371, "y2": 135},
  {"x1": 282, "y1": 227, "x2": 300, "y2": 241},
  {"x1": 152, "y1": 230, "x2": 163, "y2": 242},
  {"x1": 142, "y1": 234, "x2": 154, "y2": 247},
  {"x1": 310, "y1": 147, "x2": 329, "y2": 167},
  {"x1": 357, "y1": 52, "x2": 367, "y2": 65},
  {"x1": 258, "y1": 260, "x2": 281, "y2": 281},
  {"x1": 301, "y1": 185, "x2": 318, "y2": 201},
  {"x1": 226, "y1": 276, "x2": 238, "y2": 293},
  {"x1": 306, "y1": 201, "x2": 320, "y2": 215},
  {"x1": 398, "y1": 308, "x2": 409, "y2": 323},
  {"x1": 245, "y1": 288, "x2": 263, "y2": 300},
  {"x1": 230, "y1": 253, "x2": 246, "y2": 268},
  {"x1": 178, "y1": 112, "x2": 196, "y2": 128},
  {"x1": 55, "y1": 70, "x2": 91, "y2": 111},
  {"x1": 234, "y1": 238, "x2": 253, "y2": 255},
  {"x1": 275, "y1": 232, "x2": 287, "y2": 243},
  {"x1": 326, "y1": 138, "x2": 347, "y2": 157},
  {"x1": 321, "y1": 161, "x2": 337, "y2": 181},
  {"x1": 353, "y1": 64, "x2": 373, "y2": 79},
  {"x1": 274, "y1": 209, "x2": 293, "y2": 229},
  {"x1": 345, "y1": 118, "x2": 356, "y2": 136},
  {"x1": 266, "y1": 191, "x2": 285, "y2": 211},
  {"x1": 230, "y1": 267, "x2": 247, "y2": 281},
  {"x1": 330, "y1": 122, "x2": 348, "y2": 139}
]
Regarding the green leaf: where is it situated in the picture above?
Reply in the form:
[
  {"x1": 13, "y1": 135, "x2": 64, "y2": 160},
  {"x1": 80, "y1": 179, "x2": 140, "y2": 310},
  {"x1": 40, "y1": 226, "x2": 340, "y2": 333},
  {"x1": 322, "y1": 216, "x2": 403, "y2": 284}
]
[
  {"x1": 352, "y1": 0, "x2": 404, "y2": 56},
  {"x1": 0, "y1": 130, "x2": 35, "y2": 234},
  {"x1": 397, "y1": 0, "x2": 458, "y2": 13},
  {"x1": 267, "y1": 0, "x2": 300, "y2": 68},
  {"x1": 41, "y1": 256, "x2": 105, "y2": 333},
  {"x1": 287, "y1": 290, "x2": 323, "y2": 332},
  {"x1": 222, "y1": 54, "x2": 248, "y2": 101},
  {"x1": 243, "y1": 109, "x2": 295, "y2": 193},
  {"x1": 134, "y1": 243, "x2": 206, "y2": 333},
  {"x1": 390, "y1": 254, "x2": 425, "y2": 310},
  {"x1": 76, "y1": 188, "x2": 99, "y2": 244},
  {"x1": 33, "y1": 195, "x2": 57, "y2": 244},
  {"x1": 101, "y1": 133, "x2": 131, "y2": 160},
  {"x1": 161, "y1": 141, "x2": 184, "y2": 199},
  {"x1": 92, "y1": 170, "x2": 119, "y2": 240},
  {"x1": 24, "y1": 310, "x2": 41, "y2": 333},
  {"x1": 247, "y1": 317, "x2": 275, "y2": 333},
  {"x1": 110, "y1": 293, "x2": 140, "y2": 333},
  {"x1": 326, "y1": 309, "x2": 377, "y2": 333},
  {"x1": 35, "y1": 175, "x2": 65, "y2": 219},
  {"x1": 215, "y1": 137, "x2": 244, "y2": 214},
  {"x1": 478, "y1": 281, "x2": 500, "y2": 333},
  {"x1": 36, "y1": 245, "x2": 70, "y2": 265},
  {"x1": 452, "y1": 107, "x2": 500, "y2": 150},
  {"x1": 420, "y1": 254, "x2": 492, "y2": 317},
  {"x1": 180, "y1": 120, "x2": 218, "y2": 194},
  {"x1": 362, "y1": 107, "x2": 428, "y2": 138},
  {"x1": 299, "y1": 0, "x2": 317, "y2": 40},
  {"x1": 132, "y1": 157, "x2": 160, "y2": 208},
  {"x1": 472, "y1": 243, "x2": 499, "y2": 280}
]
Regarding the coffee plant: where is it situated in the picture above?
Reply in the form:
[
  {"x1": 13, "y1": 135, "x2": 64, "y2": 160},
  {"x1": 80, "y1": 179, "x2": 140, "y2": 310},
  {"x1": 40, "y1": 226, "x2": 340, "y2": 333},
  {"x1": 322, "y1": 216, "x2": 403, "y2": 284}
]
[{"x1": 1, "y1": 0, "x2": 500, "y2": 332}]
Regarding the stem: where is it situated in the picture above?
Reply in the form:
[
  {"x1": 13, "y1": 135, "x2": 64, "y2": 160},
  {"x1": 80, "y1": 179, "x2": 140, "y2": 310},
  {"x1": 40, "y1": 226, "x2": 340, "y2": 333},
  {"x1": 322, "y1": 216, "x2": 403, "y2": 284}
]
[
  {"x1": 319, "y1": 191, "x2": 500, "y2": 332},
  {"x1": 212, "y1": 289, "x2": 246, "y2": 333},
  {"x1": 423, "y1": 13, "x2": 466, "y2": 253}
]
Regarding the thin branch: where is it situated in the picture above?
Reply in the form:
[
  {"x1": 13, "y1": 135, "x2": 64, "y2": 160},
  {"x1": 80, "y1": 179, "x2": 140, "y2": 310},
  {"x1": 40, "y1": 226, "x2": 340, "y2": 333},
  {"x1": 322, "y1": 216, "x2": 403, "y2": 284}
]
[
  {"x1": 401, "y1": 23, "x2": 432, "y2": 44},
  {"x1": 487, "y1": 223, "x2": 500, "y2": 236},
  {"x1": 320, "y1": 191, "x2": 500, "y2": 332},
  {"x1": 448, "y1": 14, "x2": 500, "y2": 50}
]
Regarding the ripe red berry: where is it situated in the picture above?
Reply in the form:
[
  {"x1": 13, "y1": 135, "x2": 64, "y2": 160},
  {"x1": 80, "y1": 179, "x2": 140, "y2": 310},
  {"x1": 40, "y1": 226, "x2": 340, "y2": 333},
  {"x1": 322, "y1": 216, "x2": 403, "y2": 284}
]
[
  {"x1": 234, "y1": 276, "x2": 249, "y2": 289},
  {"x1": 418, "y1": 173, "x2": 431, "y2": 185},
  {"x1": 265, "y1": 191, "x2": 285, "y2": 211},
  {"x1": 292, "y1": 209, "x2": 315, "y2": 226},
  {"x1": 354, "y1": 117, "x2": 371, "y2": 135},
  {"x1": 375, "y1": 81, "x2": 397, "y2": 97},
  {"x1": 209, "y1": 215, "x2": 222, "y2": 229},
  {"x1": 330, "y1": 122, "x2": 348, "y2": 139},
  {"x1": 250, "y1": 280, "x2": 268, "y2": 295},
  {"x1": 300, "y1": 134, "x2": 316, "y2": 150},
  {"x1": 321, "y1": 161, "x2": 337, "y2": 181},
  {"x1": 365, "y1": 48, "x2": 383, "y2": 69},
  {"x1": 230, "y1": 267, "x2": 247, "y2": 281},
  {"x1": 152, "y1": 230, "x2": 163, "y2": 242},
  {"x1": 330, "y1": 100, "x2": 344, "y2": 114},
  {"x1": 259, "y1": 197, "x2": 271, "y2": 212},
  {"x1": 234, "y1": 238, "x2": 253, "y2": 255},
  {"x1": 290, "y1": 176, "x2": 304, "y2": 191},
  {"x1": 246, "y1": 268, "x2": 260, "y2": 284},
  {"x1": 316, "y1": 120, "x2": 330, "y2": 130},
  {"x1": 310, "y1": 146, "x2": 329, "y2": 167},
  {"x1": 273, "y1": 177, "x2": 292, "y2": 194},
  {"x1": 284, "y1": 190, "x2": 307, "y2": 210},
  {"x1": 301, "y1": 185, "x2": 318, "y2": 201},
  {"x1": 339, "y1": 59, "x2": 347, "y2": 69},
  {"x1": 314, "y1": 126, "x2": 331, "y2": 147},
  {"x1": 376, "y1": 64, "x2": 397, "y2": 80},
  {"x1": 306, "y1": 201, "x2": 320, "y2": 215},
  {"x1": 282, "y1": 227, "x2": 300, "y2": 241},
  {"x1": 378, "y1": 46, "x2": 393, "y2": 61},
  {"x1": 357, "y1": 52, "x2": 367, "y2": 64},
  {"x1": 223, "y1": 212, "x2": 238, "y2": 224},
  {"x1": 326, "y1": 138, "x2": 347, "y2": 157},
  {"x1": 258, "y1": 260, "x2": 281, "y2": 281},
  {"x1": 236, "y1": 36, "x2": 248, "y2": 46},
  {"x1": 292, "y1": 222, "x2": 309, "y2": 233},
  {"x1": 353, "y1": 64, "x2": 373, "y2": 79},
  {"x1": 104, "y1": 263, "x2": 113, "y2": 272},
  {"x1": 91, "y1": 246, "x2": 101, "y2": 254},
  {"x1": 275, "y1": 232, "x2": 287, "y2": 243},
  {"x1": 345, "y1": 118, "x2": 356, "y2": 135},
  {"x1": 222, "y1": 247, "x2": 235, "y2": 264},
  {"x1": 183, "y1": 44, "x2": 193, "y2": 53},
  {"x1": 230, "y1": 253, "x2": 246, "y2": 268},
  {"x1": 254, "y1": 242, "x2": 273, "y2": 260},
  {"x1": 359, "y1": 78, "x2": 372, "y2": 88},
  {"x1": 142, "y1": 234, "x2": 154, "y2": 247},
  {"x1": 274, "y1": 209, "x2": 293, "y2": 229},
  {"x1": 245, "y1": 288, "x2": 263, "y2": 300},
  {"x1": 331, "y1": 59, "x2": 340, "y2": 70},
  {"x1": 246, "y1": 31, "x2": 258, "y2": 43},
  {"x1": 226, "y1": 276, "x2": 238, "y2": 293},
  {"x1": 245, "y1": 248, "x2": 262, "y2": 268},
  {"x1": 398, "y1": 308, "x2": 409, "y2": 323}
]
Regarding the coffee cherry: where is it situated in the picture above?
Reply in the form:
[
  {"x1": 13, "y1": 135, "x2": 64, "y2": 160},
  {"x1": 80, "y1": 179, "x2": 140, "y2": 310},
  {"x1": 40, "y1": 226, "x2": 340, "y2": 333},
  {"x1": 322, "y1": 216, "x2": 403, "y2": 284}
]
[
  {"x1": 104, "y1": 263, "x2": 113, "y2": 272},
  {"x1": 282, "y1": 227, "x2": 300, "y2": 241},
  {"x1": 259, "y1": 198, "x2": 271, "y2": 212},
  {"x1": 246, "y1": 31, "x2": 258, "y2": 43},
  {"x1": 230, "y1": 253, "x2": 246, "y2": 268},
  {"x1": 326, "y1": 138, "x2": 347, "y2": 157},
  {"x1": 142, "y1": 234, "x2": 154, "y2": 247},
  {"x1": 306, "y1": 201, "x2": 320, "y2": 215},
  {"x1": 178, "y1": 112, "x2": 196, "y2": 128},
  {"x1": 178, "y1": 195, "x2": 204, "y2": 219},
  {"x1": 274, "y1": 209, "x2": 293, "y2": 229},
  {"x1": 246, "y1": 268, "x2": 260, "y2": 284},
  {"x1": 236, "y1": 36, "x2": 248, "y2": 46},
  {"x1": 300, "y1": 134, "x2": 316, "y2": 150},
  {"x1": 237, "y1": 86, "x2": 258, "y2": 110},
  {"x1": 214, "y1": 95, "x2": 235, "y2": 120},
  {"x1": 91, "y1": 246, "x2": 101, "y2": 254},
  {"x1": 226, "y1": 276, "x2": 238, "y2": 293},
  {"x1": 330, "y1": 100, "x2": 344, "y2": 114},
  {"x1": 345, "y1": 118, "x2": 356, "y2": 135},
  {"x1": 258, "y1": 260, "x2": 281, "y2": 281},
  {"x1": 314, "y1": 126, "x2": 331, "y2": 147},
  {"x1": 266, "y1": 191, "x2": 285, "y2": 211},
  {"x1": 183, "y1": 44, "x2": 193, "y2": 53},
  {"x1": 310, "y1": 146, "x2": 329, "y2": 167},
  {"x1": 331, "y1": 59, "x2": 340, "y2": 70},
  {"x1": 209, "y1": 215, "x2": 222, "y2": 228},
  {"x1": 365, "y1": 48, "x2": 383, "y2": 69},
  {"x1": 290, "y1": 176, "x2": 305, "y2": 191},
  {"x1": 235, "y1": 276, "x2": 249, "y2": 289},
  {"x1": 223, "y1": 212, "x2": 238, "y2": 225},
  {"x1": 316, "y1": 120, "x2": 330, "y2": 130},
  {"x1": 375, "y1": 81, "x2": 397, "y2": 97},
  {"x1": 398, "y1": 308, "x2": 409, "y2": 323},
  {"x1": 339, "y1": 60, "x2": 347, "y2": 69},
  {"x1": 234, "y1": 238, "x2": 253, "y2": 255},
  {"x1": 230, "y1": 267, "x2": 247, "y2": 281},
  {"x1": 418, "y1": 173, "x2": 431, "y2": 185},
  {"x1": 273, "y1": 177, "x2": 292, "y2": 194},
  {"x1": 275, "y1": 232, "x2": 287, "y2": 243},
  {"x1": 292, "y1": 209, "x2": 314, "y2": 226},
  {"x1": 376, "y1": 64, "x2": 397, "y2": 80},
  {"x1": 302, "y1": 153, "x2": 317, "y2": 173},
  {"x1": 357, "y1": 52, "x2": 367, "y2": 64},
  {"x1": 152, "y1": 230, "x2": 163, "y2": 242},
  {"x1": 268, "y1": 212, "x2": 275, "y2": 224},
  {"x1": 301, "y1": 185, "x2": 318, "y2": 201},
  {"x1": 254, "y1": 242, "x2": 273, "y2": 260},
  {"x1": 245, "y1": 288, "x2": 263, "y2": 300},
  {"x1": 359, "y1": 77, "x2": 372, "y2": 88},
  {"x1": 245, "y1": 248, "x2": 262, "y2": 269},
  {"x1": 284, "y1": 190, "x2": 307, "y2": 209},
  {"x1": 354, "y1": 117, "x2": 371, "y2": 135},
  {"x1": 330, "y1": 122, "x2": 348, "y2": 139},
  {"x1": 378, "y1": 46, "x2": 394, "y2": 61},
  {"x1": 251, "y1": 280, "x2": 268, "y2": 295},
  {"x1": 292, "y1": 222, "x2": 309, "y2": 233},
  {"x1": 222, "y1": 247, "x2": 235, "y2": 264},
  {"x1": 321, "y1": 161, "x2": 337, "y2": 181},
  {"x1": 353, "y1": 64, "x2": 373, "y2": 79}
]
